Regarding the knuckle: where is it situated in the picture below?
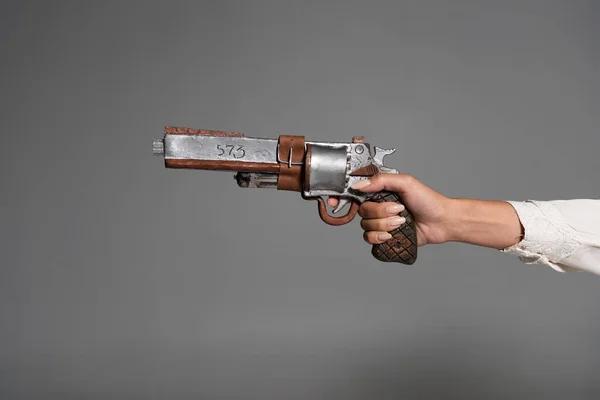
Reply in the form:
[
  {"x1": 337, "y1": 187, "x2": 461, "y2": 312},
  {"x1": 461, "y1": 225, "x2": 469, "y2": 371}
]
[
  {"x1": 358, "y1": 203, "x2": 369, "y2": 218},
  {"x1": 359, "y1": 202, "x2": 376, "y2": 218},
  {"x1": 360, "y1": 218, "x2": 369, "y2": 231},
  {"x1": 370, "y1": 173, "x2": 386, "y2": 186},
  {"x1": 374, "y1": 172, "x2": 418, "y2": 193},
  {"x1": 375, "y1": 202, "x2": 389, "y2": 213},
  {"x1": 363, "y1": 231, "x2": 370, "y2": 243},
  {"x1": 376, "y1": 219, "x2": 390, "y2": 231},
  {"x1": 365, "y1": 218, "x2": 385, "y2": 232},
  {"x1": 364, "y1": 231, "x2": 378, "y2": 244},
  {"x1": 400, "y1": 173, "x2": 415, "y2": 186}
]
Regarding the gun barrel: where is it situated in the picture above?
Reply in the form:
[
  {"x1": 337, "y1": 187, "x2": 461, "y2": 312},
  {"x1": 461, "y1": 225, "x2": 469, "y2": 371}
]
[{"x1": 160, "y1": 134, "x2": 281, "y2": 173}]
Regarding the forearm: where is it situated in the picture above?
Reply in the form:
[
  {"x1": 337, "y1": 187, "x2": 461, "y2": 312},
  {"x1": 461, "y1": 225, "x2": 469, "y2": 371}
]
[
  {"x1": 437, "y1": 198, "x2": 600, "y2": 274},
  {"x1": 443, "y1": 199, "x2": 523, "y2": 249},
  {"x1": 354, "y1": 173, "x2": 599, "y2": 274}
]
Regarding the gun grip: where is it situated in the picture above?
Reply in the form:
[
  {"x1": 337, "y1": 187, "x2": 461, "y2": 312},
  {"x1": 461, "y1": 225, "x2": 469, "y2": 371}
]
[{"x1": 368, "y1": 191, "x2": 418, "y2": 265}]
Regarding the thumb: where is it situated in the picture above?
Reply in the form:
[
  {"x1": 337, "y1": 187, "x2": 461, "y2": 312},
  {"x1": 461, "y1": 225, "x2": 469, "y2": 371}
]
[{"x1": 350, "y1": 173, "x2": 417, "y2": 196}]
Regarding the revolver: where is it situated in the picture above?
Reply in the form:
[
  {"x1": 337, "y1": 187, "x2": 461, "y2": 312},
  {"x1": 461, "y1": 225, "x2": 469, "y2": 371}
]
[{"x1": 153, "y1": 126, "x2": 417, "y2": 264}]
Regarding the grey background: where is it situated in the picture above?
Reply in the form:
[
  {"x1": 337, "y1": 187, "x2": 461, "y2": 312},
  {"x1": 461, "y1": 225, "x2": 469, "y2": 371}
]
[{"x1": 1, "y1": 0, "x2": 599, "y2": 398}]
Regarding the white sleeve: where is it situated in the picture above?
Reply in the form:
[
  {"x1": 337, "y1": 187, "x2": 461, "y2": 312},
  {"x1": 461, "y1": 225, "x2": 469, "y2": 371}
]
[{"x1": 501, "y1": 200, "x2": 600, "y2": 275}]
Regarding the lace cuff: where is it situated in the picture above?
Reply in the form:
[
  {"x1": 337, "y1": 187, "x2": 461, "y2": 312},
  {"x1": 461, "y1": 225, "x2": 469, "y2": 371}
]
[{"x1": 501, "y1": 200, "x2": 582, "y2": 272}]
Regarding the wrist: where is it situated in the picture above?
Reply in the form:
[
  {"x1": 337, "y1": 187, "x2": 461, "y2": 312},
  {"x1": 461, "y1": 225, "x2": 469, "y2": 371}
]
[
  {"x1": 440, "y1": 198, "x2": 523, "y2": 249},
  {"x1": 439, "y1": 198, "x2": 467, "y2": 244}
]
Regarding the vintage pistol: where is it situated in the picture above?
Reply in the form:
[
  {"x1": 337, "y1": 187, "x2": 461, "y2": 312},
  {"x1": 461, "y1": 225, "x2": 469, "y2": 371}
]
[{"x1": 153, "y1": 126, "x2": 417, "y2": 264}]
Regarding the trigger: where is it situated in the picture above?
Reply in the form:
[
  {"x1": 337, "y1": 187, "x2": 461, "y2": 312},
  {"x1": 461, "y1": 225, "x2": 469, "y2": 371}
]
[{"x1": 332, "y1": 198, "x2": 349, "y2": 214}]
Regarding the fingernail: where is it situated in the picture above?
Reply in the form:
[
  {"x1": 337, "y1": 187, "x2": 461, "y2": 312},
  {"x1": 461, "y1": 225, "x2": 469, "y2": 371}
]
[
  {"x1": 389, "y1": 216, "x2": 406, "y2": 227},
  {"x1": 387, "y1": 204, "x2": 405, "y2": 214},
  {"x1": 377, "y1": 232, "x2": 393, "y2": 241},
  {"x1": 351, "y1": 179, "x2": 371, "y2": 190}
]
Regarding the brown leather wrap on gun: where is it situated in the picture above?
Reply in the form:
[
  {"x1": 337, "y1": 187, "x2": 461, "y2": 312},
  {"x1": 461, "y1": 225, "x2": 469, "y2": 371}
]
[{"x1": 277, "y1": 135, "x2": 306, "y2": 191}]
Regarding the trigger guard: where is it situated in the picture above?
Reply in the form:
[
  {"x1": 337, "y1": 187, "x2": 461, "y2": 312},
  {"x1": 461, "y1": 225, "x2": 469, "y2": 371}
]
[{"x1": 314, "y1": 197, "x2": 359, "y2": 226}]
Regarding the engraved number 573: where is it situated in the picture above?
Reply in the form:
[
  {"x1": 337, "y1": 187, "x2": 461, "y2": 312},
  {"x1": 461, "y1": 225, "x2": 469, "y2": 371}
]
[{"x1": 216, "y1": 144, "x2": 245, "y2": 159}]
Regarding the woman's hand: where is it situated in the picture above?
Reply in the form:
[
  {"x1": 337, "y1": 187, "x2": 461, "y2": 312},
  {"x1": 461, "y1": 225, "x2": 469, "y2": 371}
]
[
  {"x1": 348, "y1": 174, "x2": 452, "y2": 246},
  {"x1": 329, "y1": 173, "x2": 523, "y2": 249}
]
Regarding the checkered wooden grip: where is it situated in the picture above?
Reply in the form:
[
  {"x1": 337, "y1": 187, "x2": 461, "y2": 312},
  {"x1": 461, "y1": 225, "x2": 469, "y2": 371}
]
[{"x1": 369, "y1": 191, "x2": 418, "y2": 265}]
